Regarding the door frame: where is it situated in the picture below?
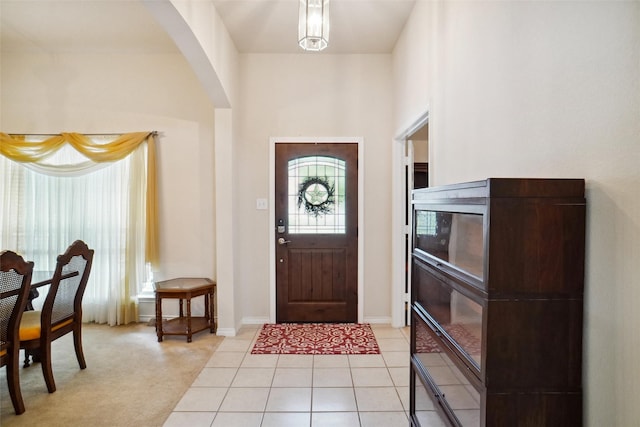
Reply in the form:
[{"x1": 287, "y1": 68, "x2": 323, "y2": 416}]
[
  {"x1": 392, "y1": 111, "x2": 429, "y2": 328},
  {"x1": 269, "y1": 137, "x2": 364, "y2": 324}
]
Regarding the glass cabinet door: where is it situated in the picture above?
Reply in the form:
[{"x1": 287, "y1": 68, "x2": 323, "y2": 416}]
[
  {"x1": 414, "y1": 210, "x2": 484, "y2": 279},
  {"x1": 410, "y1": 364, "x2": 449, "y2": 427},
  {"x1": 412, "y1": 262, "x2": 483, "y2": 370},
  {"x1": 413, "y1": 310, "x2": 481, "y2": 427}
]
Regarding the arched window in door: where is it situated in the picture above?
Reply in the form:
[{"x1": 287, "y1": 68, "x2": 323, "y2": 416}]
[{"x1": 287, "y1": 156, "x2": 346, "y2": 234}]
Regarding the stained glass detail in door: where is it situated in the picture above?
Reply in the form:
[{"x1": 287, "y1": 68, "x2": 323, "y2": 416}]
[{"x1": 288, "y1": 156, "x2": 346, "y2": 234}]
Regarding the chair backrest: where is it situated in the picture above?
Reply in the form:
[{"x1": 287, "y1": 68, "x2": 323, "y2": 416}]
[
  {"x1": 42, "y1": 240, "x2": 94, "y2": 329},
  {"x1": 0, "y1": 251, "x2": 34, "y2": 356}
]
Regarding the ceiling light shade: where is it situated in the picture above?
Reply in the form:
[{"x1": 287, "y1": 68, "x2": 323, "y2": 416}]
[{"x1": 298, "y1": 0, "x2": 330, "y2": 51}]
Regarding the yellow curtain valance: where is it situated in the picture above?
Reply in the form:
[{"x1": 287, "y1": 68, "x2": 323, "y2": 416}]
[
  {"x1": 0, "y1": 131, "x2": 159, "y2": 266},
  {"x1": 0, "y1": 131, "x2": 151, "y2": 163}
]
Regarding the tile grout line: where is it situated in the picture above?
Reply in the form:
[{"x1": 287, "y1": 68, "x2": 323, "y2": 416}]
[{"x1": 168, "y1": 325, "x2": 412, "y2": 426}]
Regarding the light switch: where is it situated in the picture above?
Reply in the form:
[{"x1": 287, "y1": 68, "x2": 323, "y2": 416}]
[{"x1": 256, "y1": 198, "x2": 268, "y2": 210}]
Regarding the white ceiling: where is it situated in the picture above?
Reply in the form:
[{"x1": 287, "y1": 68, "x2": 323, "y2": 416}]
[{"x1": 0, "y1": 0, "x2": 416, "y2": 54}]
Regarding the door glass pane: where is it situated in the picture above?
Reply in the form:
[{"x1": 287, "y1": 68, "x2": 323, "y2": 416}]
[{"x1": 288, "y1": 156, "x2": 346, "y2": 234}]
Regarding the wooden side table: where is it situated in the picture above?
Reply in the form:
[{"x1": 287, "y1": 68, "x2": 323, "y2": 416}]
[{"x1": 154, "y1": 277, "x2": 216, "y2": 343}]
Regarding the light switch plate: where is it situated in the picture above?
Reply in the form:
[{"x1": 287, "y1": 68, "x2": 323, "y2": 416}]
[{"x1": 256, "y1": 198, "x2": 268, "y2": 210}]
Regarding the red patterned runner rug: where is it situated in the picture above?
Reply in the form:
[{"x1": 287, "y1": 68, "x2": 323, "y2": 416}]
[{"x1": 251, "y1": 323, "x2": 380, "y2": 355}]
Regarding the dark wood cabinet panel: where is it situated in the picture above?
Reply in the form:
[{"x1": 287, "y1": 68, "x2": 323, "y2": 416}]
[{"x1": 410, "y1": 178, "x2": 586, "y2": 427}]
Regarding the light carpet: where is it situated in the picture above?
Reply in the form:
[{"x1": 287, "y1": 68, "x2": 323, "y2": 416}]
[
  {"x1": 251, "y1": 323, "x2": 380, "y2": 355},
  {"x1": 0, "y1": 322, "x2": 223, "y2": 426}
]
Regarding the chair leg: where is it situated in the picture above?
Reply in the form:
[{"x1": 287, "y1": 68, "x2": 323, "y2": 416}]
[
  {"x1": 23, "y1": 349, "x2": 31, "y2": 368},
  {"x1": 23, "y1": 348, "x2": 41, "y2": 368},
  {"x1": 7, "y1": 351, "x2": 26, "y2": 414},
  {"x1": 73, "y1": 325, "x2": 86, "y2": 369},
  {"x1": 39, "y1": 341, "x2": 56, "y2": 393}
]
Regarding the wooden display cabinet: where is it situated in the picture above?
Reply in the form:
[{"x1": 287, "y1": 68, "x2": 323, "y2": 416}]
[{"x1": 409, "y1": 178, "x2": 586, "y2": 427}]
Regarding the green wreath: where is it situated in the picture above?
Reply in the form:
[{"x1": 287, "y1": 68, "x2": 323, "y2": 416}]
[{"x1": 297, "y1": 176, "x2": 335, "y2": 217}]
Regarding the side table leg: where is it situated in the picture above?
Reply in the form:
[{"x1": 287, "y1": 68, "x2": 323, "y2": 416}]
[
  {"x1": 186, "y1": 297, "x2": 192, "y2": 343},
  {"x1": 208, "y1": 290, "x2": 215, "y2": 333},
  {"x1": 203, "y1": 290, "x2": 210, "y2": 332},
  {"x1": 155, "y1": 293, "x2": 163, "y2": 342}
]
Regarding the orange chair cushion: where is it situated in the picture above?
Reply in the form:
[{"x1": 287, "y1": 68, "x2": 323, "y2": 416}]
[
  {"x1": 19, "y1": 311, "x2": 42, "y2": 341},
  {"x1": 0, "y1": 348, "x2": 6, "y2": 358},
  {"x1": 19, "y1": 311, "x2": 74, "y2": 341}
]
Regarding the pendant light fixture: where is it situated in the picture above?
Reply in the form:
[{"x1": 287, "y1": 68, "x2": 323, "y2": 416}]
[{"x1": 298, "y1": 0, "x2": 330, "y2": 51}]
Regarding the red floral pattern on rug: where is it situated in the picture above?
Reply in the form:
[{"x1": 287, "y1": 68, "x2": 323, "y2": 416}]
[{"x1": 251, "y1": 323, "x2": 380, "y2": 355}]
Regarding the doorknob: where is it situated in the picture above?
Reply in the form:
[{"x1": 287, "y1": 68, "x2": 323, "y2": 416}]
[{"x1": 278, "y1": 237, "x2": 291, "y2": 245}]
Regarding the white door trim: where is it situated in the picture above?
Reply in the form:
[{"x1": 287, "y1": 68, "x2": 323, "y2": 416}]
[
  {"x1": 392, "y1": 112, "x2": 429, "y2": 328},
  {"x1": 269, "y1": 137, "x2": 365, "y2": 324}
]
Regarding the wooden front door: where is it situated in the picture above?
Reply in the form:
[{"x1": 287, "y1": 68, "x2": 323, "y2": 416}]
[{"x1": 275, "y1": 143, "x2": 358, "y2": 323}]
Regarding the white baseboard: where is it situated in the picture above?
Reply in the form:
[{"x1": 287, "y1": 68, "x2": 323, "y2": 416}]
[
  {"x1": 236, "y1": 316, "x2": 391, "y2": 326},
  {"x1": 215, "y1": 327, "x2": 237, "y2": 337},
  {"x1": 363, "y1": 316, "x2": 393, "y2": 325},
  {"x1": 242, "y1": 316, "x2": 270, "y2": 325},
  {"x1": 138, "y1": 313, "x2": 155, "y2": 323},
  {"x1": 213, "y1": 317, "x2": 394, "y2": 337}
]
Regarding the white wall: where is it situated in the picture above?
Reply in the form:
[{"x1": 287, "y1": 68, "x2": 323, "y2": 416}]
[
  {"x1": 168, "y1": 0, "x2": 238, "y2": 107},
  {"x1": 394, "y1": 1, "x2": 640, "y2": 425},
  {"x1": 236, "y1": 53, "x2": 395, "y2": 323},
  {"x1": 144, "y1": 0, "x2": 241, "y2": 334},
  {"x1": 392, "y1": 0, "x2": 432, "y2": 133},
  {"x1": 0, "y1": 51, "x2": 217, "y2": 285}
]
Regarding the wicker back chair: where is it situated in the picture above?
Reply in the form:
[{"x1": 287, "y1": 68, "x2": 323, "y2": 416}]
[
  {"x1": 1, "y1": 250, "x2": 34, "y2": 414},
  {"x1": 19, "y1": 240, "x2": 94, "y2": 393}
]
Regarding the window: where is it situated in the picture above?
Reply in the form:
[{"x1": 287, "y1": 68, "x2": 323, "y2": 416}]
[
  {"x1": 0, "y1": 135, "x2": 148, "y2": 325},
  {"x1": 415, "y1": 211, "x2": 437, "y2": 236},
  {"x1": 287, "y1": 155, "x2": 346, "y2": 234}
]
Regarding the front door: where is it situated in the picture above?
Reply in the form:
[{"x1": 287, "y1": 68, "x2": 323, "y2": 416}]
[{"x1": 275, "y1": 143, "x2": 358, "y2": 323}]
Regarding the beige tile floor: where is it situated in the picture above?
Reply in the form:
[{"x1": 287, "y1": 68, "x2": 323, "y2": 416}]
[{"x1": 163, "y1": 324, "x2": 446, "y2": 427}]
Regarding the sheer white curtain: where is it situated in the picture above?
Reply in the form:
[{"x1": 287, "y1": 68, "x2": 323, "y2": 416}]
[{"x1": 0, "y1": 136, "x2": 146, "y2": 325}]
